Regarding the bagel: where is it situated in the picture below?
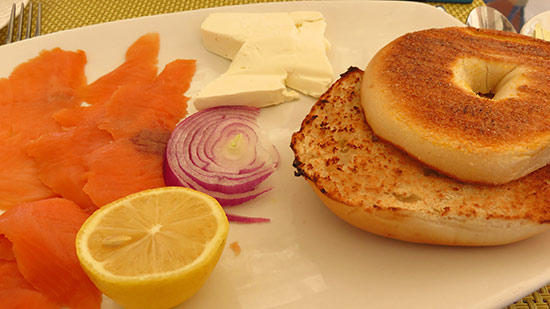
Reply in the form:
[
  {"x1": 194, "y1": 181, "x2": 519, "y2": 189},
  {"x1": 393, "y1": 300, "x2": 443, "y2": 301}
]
[
  {"x1": 361, "y1": 27, "x2": 550, "y2": 184},
  {"x1": 290, "y1": 67, "x2": 550, "y2": 246}
]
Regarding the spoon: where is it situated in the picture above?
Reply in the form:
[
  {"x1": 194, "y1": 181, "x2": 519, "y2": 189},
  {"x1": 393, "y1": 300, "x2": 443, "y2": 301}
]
[{"x1": 466, "y1": 6, "x2": 517, "y2": 33}]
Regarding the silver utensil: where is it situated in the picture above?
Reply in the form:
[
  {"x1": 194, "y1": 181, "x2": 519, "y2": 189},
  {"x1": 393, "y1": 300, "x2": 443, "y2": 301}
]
[
  {"x1": 5, "y1": 2, "x2": 42, "y2": 44},
  {"x1": 466, "y1": 6, "x2": 516, "y2": 33}
]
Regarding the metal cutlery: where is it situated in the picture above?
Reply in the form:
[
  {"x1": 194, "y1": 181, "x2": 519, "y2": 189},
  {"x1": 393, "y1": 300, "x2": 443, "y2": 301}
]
[{"x1": 5, "y1": 2, "x2": 41, "y2": 44}]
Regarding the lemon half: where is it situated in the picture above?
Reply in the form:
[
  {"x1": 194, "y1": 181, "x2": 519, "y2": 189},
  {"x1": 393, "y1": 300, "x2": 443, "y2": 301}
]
[{"x1": 76, "y1": 187, "x2": 229, "y2": 309}]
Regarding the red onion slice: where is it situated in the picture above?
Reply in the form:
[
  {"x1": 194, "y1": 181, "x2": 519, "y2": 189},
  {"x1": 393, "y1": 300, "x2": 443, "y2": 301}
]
[
  {"x1": 225, "y1": 213, "x2": 270, "y2": 223},
  {"x1": 164, "y1": 105, "x2": 279, "y2": 208}
]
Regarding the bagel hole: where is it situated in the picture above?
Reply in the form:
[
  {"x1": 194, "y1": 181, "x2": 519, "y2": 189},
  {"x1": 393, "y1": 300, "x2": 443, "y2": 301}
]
[
  {"x1": 476, "y1": 92, "x2": 495, "y2": 99},
  {"x1": 453, "y1": 58, "x2": 524, "y2": 100}
]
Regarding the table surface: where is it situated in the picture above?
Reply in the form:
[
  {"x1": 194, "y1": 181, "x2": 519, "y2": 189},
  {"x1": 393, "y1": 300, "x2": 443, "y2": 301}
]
[{"x1": 0, "y1": 0, "x2": 549, "y2": 308}]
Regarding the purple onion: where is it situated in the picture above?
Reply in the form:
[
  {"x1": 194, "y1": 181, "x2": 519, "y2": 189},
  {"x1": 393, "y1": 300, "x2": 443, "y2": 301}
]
[{"x1": 164, "y1": 106, "x2": 279, "y2": 209}]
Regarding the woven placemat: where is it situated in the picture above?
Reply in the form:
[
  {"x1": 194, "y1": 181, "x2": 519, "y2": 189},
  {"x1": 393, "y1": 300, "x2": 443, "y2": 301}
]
[
  {"x1": 0, "y1": 0, "x2": 548, "y2": 308},
  {"x1": 0, "y1": 0, "x2": 485, "y2": 40}
]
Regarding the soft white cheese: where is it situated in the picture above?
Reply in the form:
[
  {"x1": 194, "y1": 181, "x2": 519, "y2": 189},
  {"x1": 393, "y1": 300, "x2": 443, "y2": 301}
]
[
  {"x1": 192, "y1": 72, "x2": 300, "y2": 110},
  {"x1": 195, "y1": 11, "x2": 333, "y2": 110},
  {"x1": 534, "y1": 23, "x2": 550, "y2": 41},
  {"x1": 201, "y1": 12, "x2": 300, "y2": 60}
]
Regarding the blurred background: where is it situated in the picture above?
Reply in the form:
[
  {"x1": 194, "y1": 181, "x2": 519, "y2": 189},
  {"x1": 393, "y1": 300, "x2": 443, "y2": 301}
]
[{"x1": 484, "y1": 0, "x2": 550, "y2": 31}]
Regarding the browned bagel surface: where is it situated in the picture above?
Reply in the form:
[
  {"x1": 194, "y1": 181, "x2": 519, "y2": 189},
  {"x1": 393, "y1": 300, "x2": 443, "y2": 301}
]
[{"x1": 367, "y1": 27, "x2": 550, "y2": 146}]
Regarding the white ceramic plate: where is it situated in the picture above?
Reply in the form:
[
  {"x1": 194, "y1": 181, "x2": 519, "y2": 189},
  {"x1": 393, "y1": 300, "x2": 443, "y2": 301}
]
[
  {"x1": 0, "y1": 0, "x2": 28, "y2": 29},
  {"x1": 1, "y1": 1, "x2": 549, "y2": 308},
  {"x1": 521, "y1": 10, "x2": 550, "y2": 38}
]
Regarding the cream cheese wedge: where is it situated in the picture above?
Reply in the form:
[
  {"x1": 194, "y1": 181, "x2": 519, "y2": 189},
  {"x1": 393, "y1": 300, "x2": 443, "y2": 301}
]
[
  {"x1": 201, "y1": 12, "x2": 300, "y2": 60},
  {"x1": 191, "y1": 72, "x2": 300, "y2": 109},
  {"x1": 195, "y1": 11, "x2": 333, "y2": 110}
]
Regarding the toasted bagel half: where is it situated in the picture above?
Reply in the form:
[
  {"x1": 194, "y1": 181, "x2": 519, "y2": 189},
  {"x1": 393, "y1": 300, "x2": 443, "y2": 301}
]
[
  {"x1": 361, "y1": 27, "x2": 550, "y2": 184},
  {"x1": 291, "y1": 67, "x2": 550, "y2": 246}
]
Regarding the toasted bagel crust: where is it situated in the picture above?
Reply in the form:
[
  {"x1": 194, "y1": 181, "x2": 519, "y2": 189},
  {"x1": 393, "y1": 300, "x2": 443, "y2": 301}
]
[
  {"x1": 361, "y1": 27, "x2": 550, "y2": 184},
  {"x1": 291, "y1": 67, "x2": 550, "y2": 246}
]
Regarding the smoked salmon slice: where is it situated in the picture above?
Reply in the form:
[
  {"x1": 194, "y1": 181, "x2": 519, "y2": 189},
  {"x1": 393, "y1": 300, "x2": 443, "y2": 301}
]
[
  {"x1": 83, "y1": 54, "x2": 195, "y2": 207},
  {"x1": 99, "y1": 59, "x2": 196, "y2": 140},
  {"x1": 0, "y1": 48, "x2": 87, "y2": 210},
  {"x1": 0, "y1": 78, "x2": 14, "y2": 133},
  {"x1": 0, "y1": 198, "x2": 102, "y2": 309},
  {"x1": 55, "y1": 33, "x2": 159, "y2": 129},
  {"x1": 0, "y1": 235, "x2": 14, "y2": 261},
  {"x1": 8, "y1": 48, "x2": 86, "y2": 105},
  {"x1": 80, "y1": 32, "x2": 159, "y2": 107},
  {"x1": 53, "y1": 100, "x2": 107, "y2": 129},
  {"x1": 0, "y1": 261, "x2": 60, "y2": 309},
  {"x1": 0, "y1": 132, "x2": 57, "y2": 210},
  {"x1": 0, "y1": 289, "x2": 60, "y2": 309},
  {"x1": 0, "y1": 261, "x2": 33, "y2": 291},
  {"x1": 26, "y1": 126, "x2": 112, "y2": 213},
  {"x1": 56, "y1": 33, "x2": 159, "y2": 129},
  {"x1": 84, "y1": 137, "x2": 166, "y2": 207},
  {"x1": 1, "y1": 48, "x2": 87, "y2": 141}
]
